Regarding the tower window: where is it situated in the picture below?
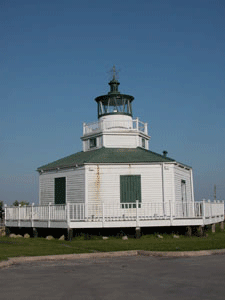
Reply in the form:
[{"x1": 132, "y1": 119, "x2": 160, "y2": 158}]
[
  {"x1": 142, "y1": 138, "x2": 145, "y2": 148},
  {"x1": 90, "y1": 138, "x2": 97, "y2": 148}
]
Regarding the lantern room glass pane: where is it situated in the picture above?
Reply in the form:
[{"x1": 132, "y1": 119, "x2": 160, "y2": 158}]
[{"x1": 98, "y1": 97, "x2": 132, "y2": 117}]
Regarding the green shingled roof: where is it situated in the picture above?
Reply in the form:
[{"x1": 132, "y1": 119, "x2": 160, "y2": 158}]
[{"x1": 37, "y1": 147, "x2": 176, "y2": 172}]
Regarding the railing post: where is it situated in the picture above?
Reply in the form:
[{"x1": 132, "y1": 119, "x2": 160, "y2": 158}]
[
  {"x1": 18, "y1": 204, "x2": 21, "y2": 227},
  {"x1": 48, "y1": 202, "x2": 51, "y2": 228},
  {"x1": 136, "y1": 200, "x2": 139, "y2": 227},
  {"x1": 31, "y1": 203, "x2": 34, "y2": 228},
  {"x1": 83, "y1": 122, "x2": 86, "y2": 135},
  {"x1": 192, "y1": 201, "x2": 195, "y2": 218},
  {"x1": 66, "y1": 203, "x2": 70, "y2": 227},
  {"x1": 144, "y1": 122, "x2": 148, "y2": 134},
  {"x1": 136, "y1": 118, "x2": 139, "y2": 131},
  {"x1": 202, "y1": 199, "x2": 206, "y2": 225},
  {"x1": 209, "y1": 199, "x2": 212, "y2": 223}
]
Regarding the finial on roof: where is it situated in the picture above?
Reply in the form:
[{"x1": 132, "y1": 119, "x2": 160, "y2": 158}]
[
  {"x1": 108, "y1": 65, "x2": 120, "y2": 94},
  {"x1": 109, "y1": 65, "x2": 119, "y2": 81}
]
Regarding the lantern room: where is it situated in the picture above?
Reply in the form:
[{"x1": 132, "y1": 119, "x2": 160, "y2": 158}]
[{"x1": 95, "y1": 69, "x2": 134, "y2": 119}]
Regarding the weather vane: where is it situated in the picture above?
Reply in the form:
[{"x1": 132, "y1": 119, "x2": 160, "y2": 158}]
[{"x1": 108, "y1": 65, "x2": 120, "y2": 81}]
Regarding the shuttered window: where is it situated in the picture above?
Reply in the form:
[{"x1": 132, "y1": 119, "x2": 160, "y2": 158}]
[
  {"x1": 90, "y1": 138, "x2": 97, "y2": 148},
  {"x1": 120, "y1": 175, "x2": 141, "y2": 208},
  {"x1": 55, "y1": 177, "x2": 66, "y2": 204}
]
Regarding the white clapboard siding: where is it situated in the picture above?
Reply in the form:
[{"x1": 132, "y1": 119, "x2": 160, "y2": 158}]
[
  {"x1": 86, "y1": 164, "x2": 164, "y2": 209},
  {"x1": 39, "y1": 167, "x2": 85, "y2": 205},
  {"x1": 39, "y1": 176, "x2": 54, "y2": 206},
  {"x1": 66, "y1": 168, "x2": 85, "y2": 204},
  {"x1": 163, "y1": 164, "x2": 175, "y2": 203},
  {"x1": 174, "y1": 165, "x2": 192, "y2": 203},
  {"x1": 103, "y1": 134, "x2": 138, "y2": 148}
]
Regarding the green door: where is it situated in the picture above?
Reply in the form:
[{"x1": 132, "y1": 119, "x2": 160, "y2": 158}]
[
  {"x1": 55, "y1": 177, "x2": 66, "y2": 204},
  {"x1": 120, "y1": 175, "x2": 141, "y2": 208}
]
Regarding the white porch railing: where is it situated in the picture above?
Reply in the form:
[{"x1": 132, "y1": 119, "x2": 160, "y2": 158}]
[
  {"x1": 5, "y1": 204, "x2": 67, "y2": 222},
  {"x1": 83, "y1": 118, "x2": 148, "y2": 135},
  {"x1": 5, "y1": 200, "x2": 224, "y2": 225}
]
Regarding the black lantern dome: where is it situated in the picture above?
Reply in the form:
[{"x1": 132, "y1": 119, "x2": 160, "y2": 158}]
[{"x1": 95, "y1": 67, "x2": 134, "y2": 119}]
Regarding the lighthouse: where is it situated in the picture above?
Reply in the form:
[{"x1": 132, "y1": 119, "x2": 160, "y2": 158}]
[
  {"x1": 81, "y1": 66, "x2": 150, "y2": 151},
  {"x1": 37, "y1": 68, "x2": 194, "y2": 227},
  {"x1": 6, "y1": 67, "x2": 224, "y2": 238}
]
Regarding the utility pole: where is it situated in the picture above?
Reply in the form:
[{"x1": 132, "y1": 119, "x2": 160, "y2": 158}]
[{"x1": 214, "y1": 184, "x2": 216, "y2": 201}]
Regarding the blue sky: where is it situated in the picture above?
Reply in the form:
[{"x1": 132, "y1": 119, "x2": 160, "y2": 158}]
[{"x1": 1, "y1": 0, "x2": 224, "y2": 205}]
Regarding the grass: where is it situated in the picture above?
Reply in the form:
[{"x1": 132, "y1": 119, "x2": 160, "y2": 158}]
[{"x1": 1, "y1": 226, "x2": 225, "y2": 262}]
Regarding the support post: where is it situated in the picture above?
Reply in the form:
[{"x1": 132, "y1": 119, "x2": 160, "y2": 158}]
[
  {"x1": 197, "y1": 226, "x2": 204, "y2": 237},
  {"x1": 186, "y1": 226, "x2": 192, "y2": 237},
  {"x1": 135, "y1": 227, "x2": 141, "y2": 239},
  {"x1": 5, "y1": 227, "x2": 10, "y2": 237},
  {"x1": 33, "y1": 227, "x2": 38, "y2": 238},
  {"x1": 67, "y1": 228, "x2": 73, "y2": 242},
  {"x1": 220, "y1": 221, "x2": 224, "y2": 231},
  {"x1": 211, "y1": 223, "x2": 216, "y2": 233}
]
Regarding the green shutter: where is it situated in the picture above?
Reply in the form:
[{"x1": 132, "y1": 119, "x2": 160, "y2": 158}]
[
  {"x1": 120, "y1": 175, "x2": 141, "y2": 207},
  {"x1": 55, "y1": 177, "x2": 66, "y2": 204}
]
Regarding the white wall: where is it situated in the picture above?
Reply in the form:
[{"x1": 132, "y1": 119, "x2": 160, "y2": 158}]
[
  {"x1": 163, "y1": 163, "x2": 175, "y2": 203},
  {"x1": 174, "y1": 165, "x2": 193, "y2": 203},
  {"x1": 39, "y1": 167, "x2": 85, "y2": 205},
  {"x1": 85, "y1": 164, "x2": 164, "y2": 207},
  {"x1": 103, "y1": 133, "x2": 138, "y2": 148}
]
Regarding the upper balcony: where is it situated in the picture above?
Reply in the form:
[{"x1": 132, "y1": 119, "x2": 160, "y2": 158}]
[{"x1": 83, "y1": 117, "x2": 148, "y2": 136}]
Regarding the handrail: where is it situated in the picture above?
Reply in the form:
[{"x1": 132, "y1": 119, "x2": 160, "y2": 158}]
[
  {"x1": 83, "y1": 118, "x2": 148, "y2": 135},
  {"x1": 5, "y1": 201, "x2": 224, "y2": 223}
]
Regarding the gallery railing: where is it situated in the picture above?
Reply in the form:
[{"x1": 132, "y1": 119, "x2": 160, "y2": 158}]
[
  {"x1": 83, "y1": 117, "x2": 148, "y2": 135},
  {"x1": 5, "y1": 200, "x2": 224, "y2": 224}
]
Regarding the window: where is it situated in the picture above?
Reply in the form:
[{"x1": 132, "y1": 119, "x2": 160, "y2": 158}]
[
  {"x1": 181, "y1": 179, "x2": 187, "y2": 217},
  {"x1": 90, "y1": 138, "x2": 97, "y2": 148},
  {"x1": 142, "y1": 138, "x2": 145, "y2": 148},
  {"x1": 55, "y1": 177, "x2": 66, "y2": 204},
  {"x1": 181, "y1": 180, "x2": 187, "y2": 202},
  {"x1": 120, "y1": 175, "x2": 141, "y2": 208}
]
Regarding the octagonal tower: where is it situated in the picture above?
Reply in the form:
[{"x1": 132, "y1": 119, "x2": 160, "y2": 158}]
[{"x1": 81, "y1": 67, "x2": 150, "y2": 151}]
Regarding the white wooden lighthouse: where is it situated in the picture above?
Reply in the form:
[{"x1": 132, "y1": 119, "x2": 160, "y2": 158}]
[
  {"x1": 37, "y1": 67, "x2": 195, "y2": 218},
  {"x1": 5, "y1": 67, "x2": 224, "y2": 234}
]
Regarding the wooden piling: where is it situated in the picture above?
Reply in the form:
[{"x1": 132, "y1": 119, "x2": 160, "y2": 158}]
[{"x1": 135, "y1": 227, "x2": 141, "y2": 239}]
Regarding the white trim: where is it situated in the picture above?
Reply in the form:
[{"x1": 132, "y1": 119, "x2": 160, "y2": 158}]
[
  {"x1": 190, "y1": 168, "x2": 195, "y2": 202},
  {"x1": 84, "y1": 165, "x2": 88, "y2": 219}
]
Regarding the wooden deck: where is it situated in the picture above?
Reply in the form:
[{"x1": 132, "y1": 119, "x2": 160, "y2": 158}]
[{"x1": 5, "y1": 200, "x2": 224, "y2": 229}]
